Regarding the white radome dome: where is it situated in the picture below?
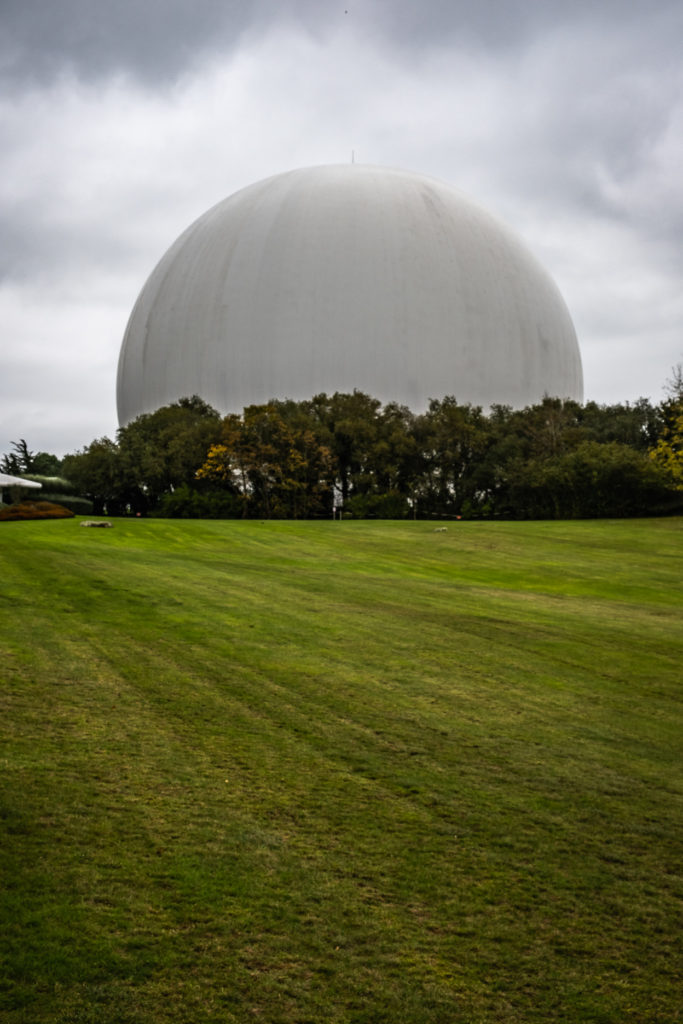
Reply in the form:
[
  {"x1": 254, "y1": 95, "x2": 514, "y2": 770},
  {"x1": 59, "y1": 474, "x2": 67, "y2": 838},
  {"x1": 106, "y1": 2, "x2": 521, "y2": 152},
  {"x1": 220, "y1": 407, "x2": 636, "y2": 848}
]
[{"x1": 117, "y1": 164, "x2": 583, "y2": 424}]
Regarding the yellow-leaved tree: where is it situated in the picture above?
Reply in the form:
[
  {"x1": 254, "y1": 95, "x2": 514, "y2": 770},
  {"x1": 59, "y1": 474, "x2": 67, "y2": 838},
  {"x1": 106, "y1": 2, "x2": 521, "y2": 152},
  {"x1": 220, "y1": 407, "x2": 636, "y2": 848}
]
[
  {"x1": 650, "y1": 403, "x2": 683, "y2": 489},
  {"x1": 197, "y1": 404, "x2": 333, "y2": 518}
]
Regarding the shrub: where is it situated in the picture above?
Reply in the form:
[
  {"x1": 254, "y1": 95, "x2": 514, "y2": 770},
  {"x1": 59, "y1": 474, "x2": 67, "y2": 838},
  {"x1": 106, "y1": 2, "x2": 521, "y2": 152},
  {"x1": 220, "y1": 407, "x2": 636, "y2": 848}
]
[
  {"x1": 23, "y1": 475, "x2": 78, "y2": 495},
  {"x1": 156, "y1": 484, "x2": 244, "y2": 519},
  {"x1": 19, "y1": 476, "x2": 90, "y2": 513},
  {"x1": 344, "y1": 490, "x2": 410, "y2": 519},
  {"x1": 39, "y1": 493, "x2": 94, "y2": 515},
  {"x1": 0, "y1": 501, "x2": 75, "y2": 522}
]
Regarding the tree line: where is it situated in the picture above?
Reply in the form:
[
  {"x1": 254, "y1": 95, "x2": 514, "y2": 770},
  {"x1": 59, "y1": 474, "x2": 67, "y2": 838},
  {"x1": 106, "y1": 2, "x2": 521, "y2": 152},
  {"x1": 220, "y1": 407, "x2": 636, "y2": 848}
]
[{"x1": 4, "y1": 384, "x2": 677, "y2": 520}]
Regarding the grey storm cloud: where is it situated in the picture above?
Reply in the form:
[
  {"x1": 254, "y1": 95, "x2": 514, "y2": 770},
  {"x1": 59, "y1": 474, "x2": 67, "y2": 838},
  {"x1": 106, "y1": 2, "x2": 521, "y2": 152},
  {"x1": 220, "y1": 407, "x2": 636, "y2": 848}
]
[
  {"x1": 2, "y1": 0, "x2": 335, "y2": 83},
  {"x1": 1, "y1": 0, "x2": 249, "y2": 83},
  {"x1": 0, "y1": 0, "x2": 681, "y2": 457},
  {"x1": 4, "y1": 0, "x2": 682, "y2": 82}
]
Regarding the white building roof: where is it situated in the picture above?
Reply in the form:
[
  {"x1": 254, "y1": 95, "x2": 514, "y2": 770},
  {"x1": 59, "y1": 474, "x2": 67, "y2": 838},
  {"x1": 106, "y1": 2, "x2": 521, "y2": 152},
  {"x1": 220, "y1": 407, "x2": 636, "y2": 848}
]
[{"x1": 0, "y1": 473, "x2": 42, "y2": 489}]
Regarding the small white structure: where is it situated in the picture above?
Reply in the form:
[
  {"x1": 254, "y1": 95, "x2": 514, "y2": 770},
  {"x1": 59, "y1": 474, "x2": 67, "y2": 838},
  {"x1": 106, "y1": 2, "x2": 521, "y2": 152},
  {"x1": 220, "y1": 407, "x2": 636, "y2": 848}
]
[
  {"x1": 118, "y1": 164, "x2": 583, "y2": 425},
  {"x1": 0, "y1": 473, "x2": 42, "y2": 504}
]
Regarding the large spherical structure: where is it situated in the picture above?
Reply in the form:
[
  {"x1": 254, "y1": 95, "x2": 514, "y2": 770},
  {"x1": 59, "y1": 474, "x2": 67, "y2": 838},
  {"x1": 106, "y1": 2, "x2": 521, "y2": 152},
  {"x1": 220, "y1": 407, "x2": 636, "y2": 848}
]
[{"x1": 117, "y1": 165, "x2": 582, "y2": 423}]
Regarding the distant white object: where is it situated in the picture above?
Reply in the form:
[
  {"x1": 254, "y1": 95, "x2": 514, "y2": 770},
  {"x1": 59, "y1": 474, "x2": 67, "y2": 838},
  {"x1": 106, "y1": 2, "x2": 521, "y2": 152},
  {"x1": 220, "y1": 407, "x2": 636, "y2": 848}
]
[
  {"x1": 0, "y1": 472, "x2": 41, "y2": 505},
  {"x1": 117, "y1": 164, "x2": 583, "y2": 425},
  {"x1": 0, "y1": 473, "x2": 42, "y2": 489}
]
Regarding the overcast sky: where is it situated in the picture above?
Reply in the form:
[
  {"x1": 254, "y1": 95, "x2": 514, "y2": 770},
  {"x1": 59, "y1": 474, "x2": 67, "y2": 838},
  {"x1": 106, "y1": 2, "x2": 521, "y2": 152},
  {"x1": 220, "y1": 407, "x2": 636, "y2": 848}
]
[{"x1": 1, "y1": 0, "x2": 682, "y2": 458}]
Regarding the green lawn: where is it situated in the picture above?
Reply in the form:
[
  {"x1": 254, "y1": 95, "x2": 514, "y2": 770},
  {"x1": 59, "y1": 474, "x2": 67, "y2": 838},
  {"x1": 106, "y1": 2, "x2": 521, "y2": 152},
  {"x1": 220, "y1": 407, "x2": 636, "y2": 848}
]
[{"x1": 1, "y1": 518, "x2": 681, "y2": 1023}]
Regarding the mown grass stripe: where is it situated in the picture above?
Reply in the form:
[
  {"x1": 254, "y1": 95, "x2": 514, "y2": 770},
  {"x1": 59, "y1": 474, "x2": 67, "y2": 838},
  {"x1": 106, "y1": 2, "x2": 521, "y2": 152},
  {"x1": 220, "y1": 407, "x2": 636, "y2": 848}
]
[{"x1": 1, "y1": 518, "x2": 681, "y2": 1022}]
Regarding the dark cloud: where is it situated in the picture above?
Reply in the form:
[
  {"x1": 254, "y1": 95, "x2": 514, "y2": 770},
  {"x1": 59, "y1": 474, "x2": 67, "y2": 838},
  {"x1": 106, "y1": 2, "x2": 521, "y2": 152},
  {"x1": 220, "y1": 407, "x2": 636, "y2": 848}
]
[
  {"x1": 1, "y1": 0, "x2": 246, "y2": 83},
  {"x1": 0, "y1": 0, "x2": 336, "y2": 84},
  {"x1": 5, "y1": 0, "x2": 682, "y2": 86}
]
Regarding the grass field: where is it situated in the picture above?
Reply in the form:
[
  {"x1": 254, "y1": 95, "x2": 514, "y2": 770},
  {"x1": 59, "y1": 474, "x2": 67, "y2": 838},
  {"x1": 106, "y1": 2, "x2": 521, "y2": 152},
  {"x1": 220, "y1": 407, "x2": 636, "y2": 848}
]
[{"x1": 1, "y1": 517, "x2": 681, "y2": 1023}]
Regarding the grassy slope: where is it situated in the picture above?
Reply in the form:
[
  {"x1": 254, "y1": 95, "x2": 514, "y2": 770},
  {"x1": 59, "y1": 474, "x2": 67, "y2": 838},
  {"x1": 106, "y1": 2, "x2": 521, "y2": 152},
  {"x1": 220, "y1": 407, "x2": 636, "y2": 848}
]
[{"x1": 1, "y1": 518, "x2": 681, "y2": 1023}]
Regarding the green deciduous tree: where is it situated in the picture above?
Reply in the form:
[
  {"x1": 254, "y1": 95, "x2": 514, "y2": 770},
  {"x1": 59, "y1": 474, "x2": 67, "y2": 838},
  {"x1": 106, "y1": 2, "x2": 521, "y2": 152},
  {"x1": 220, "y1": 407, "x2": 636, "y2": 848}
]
[
  {"x1": 62, "y1": 438, "x2": 125, "y2": 515},
  {"x1": 56, "y1": 383, "x2": 683, "y2": 520},
  {"x1": 412, "y1": 398, "x2": 492, "y2": 517},
  {"x1": 116, "y1": 396, "x2": 222, "y2": 510},
  {"x1": 506, "y1": 441, "x2": 674, "y2": 518}
]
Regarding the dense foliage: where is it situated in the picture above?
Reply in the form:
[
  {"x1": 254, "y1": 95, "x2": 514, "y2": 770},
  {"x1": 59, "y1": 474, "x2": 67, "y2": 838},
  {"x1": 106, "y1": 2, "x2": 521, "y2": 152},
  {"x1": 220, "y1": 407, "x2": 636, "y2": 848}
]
[
  {"x1": 4, "y1": 388, "x2": 683, "y2": 519},
  {"x1": 61, "y1": 396, "x2": 223, "y2": 515}
]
